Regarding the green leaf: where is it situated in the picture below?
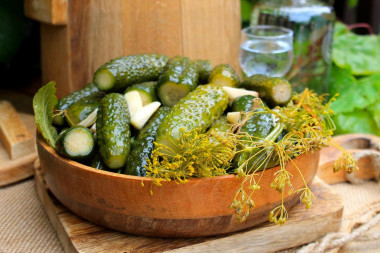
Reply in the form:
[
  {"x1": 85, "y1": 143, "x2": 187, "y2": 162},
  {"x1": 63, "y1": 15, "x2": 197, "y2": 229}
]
[
  {"x1": 367, "y1": 102, "x2": 380, "y2": 129},
  {"x1": 333, "y1": 22, "x2": 348, "y2": 41},
  {"x1": 329, "y1": 65, "x2": 363, "y2": 114},
  {"x1": 357, "y1": 73, "x2": 380, "y2": 92},
  {"x1": 33, "y1": 82, "x2": 58, "y2": 148},
  {"x1": 333, "y1": 110, "x2": 380, "y2": 136},
  {"x1": 332, "y1": 32, "x2": 380, "y2": 75},
  {"x1": 357, "y1": 76, "x2": 380, "y2": 106},
  {"x1": 330, "y1": 67, "x2": 380, "y2": 115},
  {"x1": 328, "y1": 64, "x2": 356, "y2": 97}
]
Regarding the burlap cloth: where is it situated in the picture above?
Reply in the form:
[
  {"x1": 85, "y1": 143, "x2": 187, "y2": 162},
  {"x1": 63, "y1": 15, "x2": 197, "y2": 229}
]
[
  {"x1": 0, "y1": 179, "x2": 63, "y2": 253},
  {"x1": 1, "y1": 176, "x2": 380, "y2": 253}
]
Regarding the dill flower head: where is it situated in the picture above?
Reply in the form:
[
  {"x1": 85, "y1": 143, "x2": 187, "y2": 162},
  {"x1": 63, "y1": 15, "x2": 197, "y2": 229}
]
[{"x1": 145, "y1": 128, "x2": 237, "y2": 187}]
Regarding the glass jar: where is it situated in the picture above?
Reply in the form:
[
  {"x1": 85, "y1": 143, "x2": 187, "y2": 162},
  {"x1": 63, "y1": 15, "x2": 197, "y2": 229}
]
[{"x1": 251, "y1": 0, "x2": 335, "y2": 94}]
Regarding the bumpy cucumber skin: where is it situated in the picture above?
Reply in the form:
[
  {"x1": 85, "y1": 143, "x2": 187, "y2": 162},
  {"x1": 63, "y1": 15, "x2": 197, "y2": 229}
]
[
  {"x1": 240, "y1": 109, "x2": 274, "y2": 139},
  {"x1": 65, "y1": 92, "x2": 104, "y2": 126},
  {"x1": 241, "y1": 74, "x2": 270, "y2": 90},
  {"x1": 53, "y1": 82, "x2": 100, "y2": 126},
  {"x1": 208, "y1": 116, "x2": 230, "y2": 137},
  {"x1": 55, "y1": 126, "x2": 95, "y2": 161},
  {"x1": 156, "y1": 84, "x2": 228, "y2": 150},
  {"x1": 124, "y1": 81, "x2": 158, "y2": 104},
  {"x1": 96, "y1": 93, "x2": 131, "y2": 169},
  {"x1": 233, "y1": 96, "x2": 275, "y2": 170},
  {"x1": 196, "y1": 59, "x2": 213, "y2": 84},
  {"x1": 242, "y1": 76, "x2": 292, "y2": 108},
  {"x1": 125, "y1": 107, "x2": 170, "y2": 176},
  {"x1": 94, "y1": 54, "x2": 169, "y2": 92},
  {"x1": 157, "y1": 56, "x2": 200, "y2": 106},
  {"x1": 231, "y1": 95, "x2": 258, "y2": 112},
  {"x1": 233, "y1": 96, "x2": 274, "y2": 139},
  {"x1": 208, "y1": 64, "x2": 240, "y2": 88}
]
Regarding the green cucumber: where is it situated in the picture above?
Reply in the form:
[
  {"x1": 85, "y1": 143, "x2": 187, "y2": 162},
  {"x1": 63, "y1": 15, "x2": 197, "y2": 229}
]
[
  {"x1": 208, "y1": 64, "x2": 240, "y2": 88},
  {"x1": 125, "y1": 107, "x2": 170, "y2": 176},
  {"x1": 240, "y1": 74, "x2": 269, "y2": 89},
  {"x1": 90, "y1": 153, "x2": 124, "y2": 174},
  {"x1": 231, "y1": 95, "x2": 259, "y2": 112},
  {"x1": 195, "y1": 59, "x2": 213, "y2": 84},
  {"x1": 93, "y1": 54, "x2": 169, "y2": 92},
  {"x1": 89, "y1": 153, "x2": 110, "y2": 171},
  {"x1": 53, "y1": 82, "x2": 100, "y2": 126},
  {"x1": 232, "y1": 95, "x2": 274, "y2": 139},
  {"x1": 156, "y1": 84, "x2": 228, "y2": 151},
  {"x1": 65, "y1": 92, "x2": 104, "y2": 127},
  {"x1": 157, "y1": 56, "x2": 200, "y2": 106},
  {"x1": 96, "y1": 93, "x2": 131, "y2": 169},
  {"x1": 235, "y1": 121, "x2": 284, "y2": 171},
  {"x1": 239, "y1": 108, "x2": 274, "y2": 139},
  {"x1": 231, "y1": 94, "x2": 278, "y2": 171},
  {"x1": 208, "y1": 116, "x2": 230, "y2": 137},
  {"x1": 55, "y1": 126, "x2": 95, "y2": 161},
  {"x1": 242, "y1": 76, "x2": 292, "y2": 108},
  {"x1": 124, "y1": 81, "x2": 158, "y2": 105}
]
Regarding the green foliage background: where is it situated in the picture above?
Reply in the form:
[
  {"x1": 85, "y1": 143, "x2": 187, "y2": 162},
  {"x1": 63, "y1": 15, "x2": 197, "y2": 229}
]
[{"x1": 329, "y1": 23, "x2": 380, "y2": 136}]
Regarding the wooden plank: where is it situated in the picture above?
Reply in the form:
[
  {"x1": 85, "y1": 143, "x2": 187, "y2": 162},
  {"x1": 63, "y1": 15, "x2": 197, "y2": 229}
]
[
  {"x1": 68, "y1": 0, "x2": 125, "y2": 91},
  {"x1": 121, "y1": 0, "x2": 183, "y2": 57},
  {"x1": 0, "y1": 112, "x2": 37, "y2": 187},
  {"x1": 35, "y1": 168, "x2": 343, "y2": 252},
  {"x1": 0, "y1": 101, "x2": 34, "y2": 160},
  {"x1": 170, "y1": 178, "x2": 342, "y2": 253},
  {"x1": 0, "y1": 91, "x2": 37, "y2": 186},
  {"x1": 36, "y1": 0, "x2": 240, "y2": 95},
  {"x1": 40, "y1": 23, "x2": 72, "y2": 98},
  {"x1": 24, "y1": 0, "x2": 68, "y2": 25},
  {"x1": 181, "y1": 0, "x2": 241, "y2": 71}
]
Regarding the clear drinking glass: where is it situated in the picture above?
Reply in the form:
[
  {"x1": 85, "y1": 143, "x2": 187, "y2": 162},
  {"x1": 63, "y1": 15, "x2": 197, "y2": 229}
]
[{"x1": 239, "y1": 25, "x2": 294, "y2": 77}]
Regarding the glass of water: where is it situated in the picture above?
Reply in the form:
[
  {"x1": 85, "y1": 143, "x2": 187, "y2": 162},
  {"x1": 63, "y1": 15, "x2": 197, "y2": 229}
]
[{"x1": 239, "y1": 25, "x2": 293, "y2": 77}]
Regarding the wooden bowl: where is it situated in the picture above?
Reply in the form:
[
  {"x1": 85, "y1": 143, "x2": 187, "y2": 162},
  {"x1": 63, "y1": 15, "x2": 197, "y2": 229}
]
[{"x1": 37, "y1": 136, "x2": 319, "y2": 238}]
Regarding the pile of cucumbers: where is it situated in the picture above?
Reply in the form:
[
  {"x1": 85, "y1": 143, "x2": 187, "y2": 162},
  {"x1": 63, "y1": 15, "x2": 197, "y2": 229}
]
[{"x1": 53, "y1": 53, "x2": 292, "y2": 176}]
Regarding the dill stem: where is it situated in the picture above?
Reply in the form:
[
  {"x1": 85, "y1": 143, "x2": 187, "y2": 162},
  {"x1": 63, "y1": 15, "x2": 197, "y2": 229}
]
[
  {"x1": 289, "y1": 154, "x2": 308, "y2": 189},
  {"x1": 328, "y1": 139, "x2": 348, "y2": 153},
  {"x1": 63, "y1": 110, "x2": 75, "y2": 126},
  {"x1": 295, "y1": 89, "x2": 308, "y2": 109}
]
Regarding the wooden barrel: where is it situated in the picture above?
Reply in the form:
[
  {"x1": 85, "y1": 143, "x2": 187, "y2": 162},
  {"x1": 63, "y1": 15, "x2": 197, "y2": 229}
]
[{"x1": 25, "y1": 0, "x2": 241, "y2": 97}]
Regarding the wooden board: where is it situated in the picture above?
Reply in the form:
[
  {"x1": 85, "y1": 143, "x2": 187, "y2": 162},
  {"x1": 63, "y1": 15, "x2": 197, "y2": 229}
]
[
  {"x1": 0, "y1": 100, "x2": 35, "y2": 160},
  {"x1": 35, "y1": 168, "x2": 343, "y2": 253},
  {"x1": 0, "y1": 111, "x2": 37, "y2": 187},
  {"x1": 0, "y1": 91, "x2": 37, "y2": 187},
  {"x1": 24, "y1": 0, "x2": 68, "y2": 25},
  {"x1": 317, "y1": 134, "x2": 380, "y2": 184}
]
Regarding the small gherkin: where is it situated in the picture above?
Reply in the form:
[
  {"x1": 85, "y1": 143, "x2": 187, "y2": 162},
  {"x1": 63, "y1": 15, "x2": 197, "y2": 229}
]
[
  {"x1": 96, "y1": 93, "x2": 131, "y2": 169},
  {"x1": 155, "y1": 84, "x2": 228, "y2": 152},
  {"x1": 93, "y1": 54, "x2": 169, "y2": 92}
]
